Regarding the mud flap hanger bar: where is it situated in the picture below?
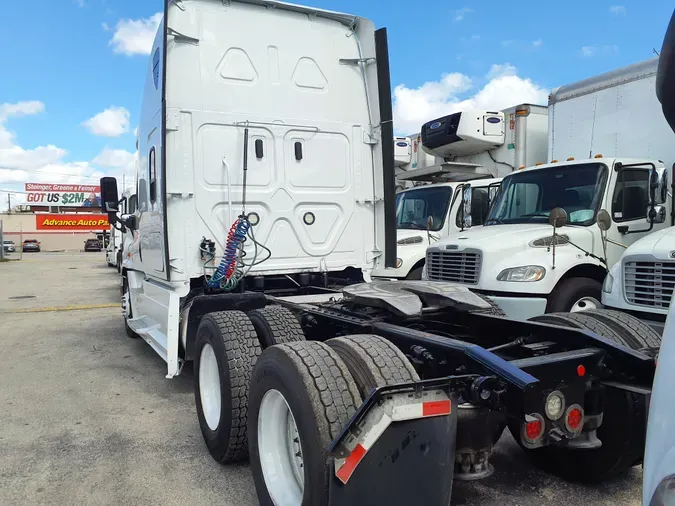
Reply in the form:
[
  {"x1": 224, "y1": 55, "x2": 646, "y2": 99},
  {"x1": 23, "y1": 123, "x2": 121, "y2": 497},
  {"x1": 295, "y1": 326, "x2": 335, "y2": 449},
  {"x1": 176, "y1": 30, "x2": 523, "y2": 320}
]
[
  {"x1": 327, "y1": 376, "x2": 485, "y2": 506},
  {"x1": 328, "y1": 375, "x2": 492, "y2": 461}
]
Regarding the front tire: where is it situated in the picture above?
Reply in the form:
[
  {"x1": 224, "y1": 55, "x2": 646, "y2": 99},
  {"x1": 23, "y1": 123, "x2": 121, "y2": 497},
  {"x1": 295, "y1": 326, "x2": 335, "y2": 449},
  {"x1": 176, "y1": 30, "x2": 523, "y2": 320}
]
[
  {"x1": 194, "y1": 311, "x2": 261, "y2": 463},
  {"x1": 406, "y1": 266, "x2": 423, "y2": 280},
  {"x1": 122, "y1": 274, "x2": 139, "y2": 339},
  {"x1": 546, "y1": 277, "x2": 602, "y2": 313},
  {"x1": 248, "y1": 341, "x2": 362, "y2": 506}
]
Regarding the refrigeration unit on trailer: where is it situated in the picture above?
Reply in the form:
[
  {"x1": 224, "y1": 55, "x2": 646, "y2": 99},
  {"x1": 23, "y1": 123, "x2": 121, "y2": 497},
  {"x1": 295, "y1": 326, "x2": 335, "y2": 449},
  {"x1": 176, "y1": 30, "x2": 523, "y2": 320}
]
[
  {"x1": 100, "y1": 1, "x2": 661, "y2": 504},
  {"x1": 423, "y1": 57, "x2": 675, "y2": 320},
  {"x1": 370, "y1": 103, "x2": 547, "y2": 280}
]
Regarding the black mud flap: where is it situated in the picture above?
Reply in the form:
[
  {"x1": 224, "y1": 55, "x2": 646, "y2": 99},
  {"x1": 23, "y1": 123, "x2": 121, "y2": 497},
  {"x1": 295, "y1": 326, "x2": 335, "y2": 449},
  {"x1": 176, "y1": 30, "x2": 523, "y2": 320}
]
[{"x1": 327, "y1": 379, "x2": 458, "y2": 506}]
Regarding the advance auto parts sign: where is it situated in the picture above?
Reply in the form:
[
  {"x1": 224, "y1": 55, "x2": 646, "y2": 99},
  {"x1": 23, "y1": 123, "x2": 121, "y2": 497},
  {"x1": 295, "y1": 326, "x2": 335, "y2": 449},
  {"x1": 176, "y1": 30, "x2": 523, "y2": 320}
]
[
  {"x1": 36, "y1": 214, "x2": 110, "y2": 231},
  {"x1": 24, "y1": 183, "x2": 101, "y2": 207}
]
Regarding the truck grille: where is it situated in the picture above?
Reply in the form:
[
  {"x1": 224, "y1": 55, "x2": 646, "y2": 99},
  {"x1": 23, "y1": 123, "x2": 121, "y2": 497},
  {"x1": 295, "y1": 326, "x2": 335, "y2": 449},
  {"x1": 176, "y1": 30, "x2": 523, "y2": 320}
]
[
  {"x1": 624, "y1": 260, "x2": 675, "y2": 308},
  {"x1": 426, "y1": 251, "x2": 481, "y2": 284}
]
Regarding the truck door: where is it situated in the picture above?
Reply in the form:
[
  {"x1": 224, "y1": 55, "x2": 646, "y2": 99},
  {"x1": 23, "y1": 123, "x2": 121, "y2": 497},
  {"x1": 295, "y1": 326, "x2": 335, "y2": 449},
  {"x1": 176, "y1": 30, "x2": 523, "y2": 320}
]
[{"x1": 605, "y1": 163, "x2": 666, "y2": 267}]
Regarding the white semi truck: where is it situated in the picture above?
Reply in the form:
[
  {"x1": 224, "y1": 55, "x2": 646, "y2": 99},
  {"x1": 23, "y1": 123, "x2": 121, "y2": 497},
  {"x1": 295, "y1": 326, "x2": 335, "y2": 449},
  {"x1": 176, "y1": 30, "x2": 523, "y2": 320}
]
[
  {"x1": 372, "y1": 104, "x2": 547, "y2": 280},
  {"x1": 642, "y1": 9, "x2": 675, "y2": 506},
  {"x1": 422, "y1": 57, "x2": 675, "y2": 320},
  {"x1": 99, "y1": 1, "x2": 661, "y2": 504}
]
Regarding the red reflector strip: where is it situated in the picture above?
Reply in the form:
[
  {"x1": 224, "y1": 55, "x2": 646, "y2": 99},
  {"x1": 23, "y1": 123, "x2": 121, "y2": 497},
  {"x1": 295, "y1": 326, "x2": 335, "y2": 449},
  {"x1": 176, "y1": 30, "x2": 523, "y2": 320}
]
[
  {"x1": 422, "y1": 400, "x2": 451, "y2": 417},
  {"x1": 335, "y1": 443, "x2": 367, "y2": 484}
]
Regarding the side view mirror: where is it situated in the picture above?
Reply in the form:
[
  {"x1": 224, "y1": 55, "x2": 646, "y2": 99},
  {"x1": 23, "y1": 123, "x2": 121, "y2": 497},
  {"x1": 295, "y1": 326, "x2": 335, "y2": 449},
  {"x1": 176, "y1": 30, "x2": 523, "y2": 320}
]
[
  {"x1": 653, "y1": 168, "x2": 669, "y2": 205},
  {"x1": 100, "y1": 177, "x2": 120, "y2": 220},
  {"x1": 549, "y1": 207, "x2": 568, "y2": 228},
  {"x1": 427, "y1": 215, "x2": 434, "y2": 231},
  {"x1": 649, "y1": 168, "x2": 661, "y2": 203},
  {"x1": 121, "y1": 214, "x2": 138, "y2": 231},
  {"x1": 647, "y1": 205, "x2": 667, "y2": 225},
  {"x1": 462, "y1": 185, "x2": 472, "y2": 229},
  {"x1": 597, "y1": 209, "x2": 612, "y2": 231}
]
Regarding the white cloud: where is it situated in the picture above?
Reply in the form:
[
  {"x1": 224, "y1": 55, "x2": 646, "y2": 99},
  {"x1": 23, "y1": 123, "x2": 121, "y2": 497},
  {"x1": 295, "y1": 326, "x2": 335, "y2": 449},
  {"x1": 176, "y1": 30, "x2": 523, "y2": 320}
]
[
  {"x1": 609, "y1": 5, "x2": 626, "y2": 15},
  {"x1": 393, "y1": 65, "x2": 549, "y2": 134},
  {"x1": 532, "y1": 39, "x2": 543, "y2": 48},
  {"x1": 485, "y1": 63, "x2": 517, "y2": 80},
  {"x1": 0, "y1": 101, "x2": 45, "y2": 123},
  {"x1": 454, "y1": 7, "x2": 473, "y2": 22},
  {"x1": 82, "y1": 106, "x2": 130, "y2": 137},
  {"x1": 0, "y1": 101, "x2": 112, "y2": 196},
  {"x1": 93, "y1": 148, "x2": 135, "y2": 171},
  {"x1": 0, "y1": 101, "x2": 47, "y2": 150},
  {"x1": 581, "y1": 44, "x2": 619, "y2": 57},
  {"x1": 108, "y1": 12, "x2": 162, "y2": 56}
]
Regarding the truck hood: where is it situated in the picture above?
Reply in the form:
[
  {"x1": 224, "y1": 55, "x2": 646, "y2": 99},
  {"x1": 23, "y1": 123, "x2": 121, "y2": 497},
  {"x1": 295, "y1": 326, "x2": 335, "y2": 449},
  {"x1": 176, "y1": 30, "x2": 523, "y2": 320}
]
[
  {"x1": 434, "y1": 223, "x2": 597, "y2": 254},
  {"x1": 623, "y1": 226, "x2": 675, "y2": 260},
  {"x1": 396, "y1": 228, "x2": 439, "y2": 244}
]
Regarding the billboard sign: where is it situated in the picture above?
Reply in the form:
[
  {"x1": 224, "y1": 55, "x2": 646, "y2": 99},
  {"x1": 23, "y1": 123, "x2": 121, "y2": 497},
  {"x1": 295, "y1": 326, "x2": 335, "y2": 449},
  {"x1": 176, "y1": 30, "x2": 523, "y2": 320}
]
[
  {"x1": 24, "y1": 183, "x2": 101, "y2": 208},
  {"x1": 35, "y1": 214, "x2": 110, "y2": 231}
]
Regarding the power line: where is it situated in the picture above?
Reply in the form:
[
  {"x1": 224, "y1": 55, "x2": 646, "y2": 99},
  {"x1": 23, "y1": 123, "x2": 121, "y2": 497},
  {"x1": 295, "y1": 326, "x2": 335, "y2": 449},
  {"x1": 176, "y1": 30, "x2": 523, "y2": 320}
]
[{"x1": 0, "y1": 165, "x2": 101, "y2": 181}]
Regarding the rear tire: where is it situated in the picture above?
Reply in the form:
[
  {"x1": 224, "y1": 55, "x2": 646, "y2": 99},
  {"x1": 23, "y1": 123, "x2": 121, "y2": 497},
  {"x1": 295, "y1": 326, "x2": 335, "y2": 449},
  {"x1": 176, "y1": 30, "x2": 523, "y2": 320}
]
[
  {"x1": 248, "y1": 305, "x2": 306, "y2": 349},
  {"x1": 248, "y1": 341, "x2": 362, "y2": 506},
  {"x1": 511, "y1": 311, "x2": 649, "y2": 482},
  {"x1": 326, "y1": 334, "x2": 419, "y2": 398},
  {"x1": 530, "y1": 312, "x2": 625, "y2": 344},
  {"x1": 194, "y1": 311, "x2": 261, "y2": 463},
  {"x1": 579, "y1": 308, "x2": 661, "y2": 350},
  {"x1": 546, "y1": 277, "x2": 602, "y2": 313}
]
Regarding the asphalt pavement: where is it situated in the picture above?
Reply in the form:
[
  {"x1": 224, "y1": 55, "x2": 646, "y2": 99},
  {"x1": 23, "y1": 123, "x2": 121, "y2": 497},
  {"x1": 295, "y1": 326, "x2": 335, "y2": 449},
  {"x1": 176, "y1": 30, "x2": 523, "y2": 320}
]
[{"x1": 0, "y1": 252, "x2": 643, "y2": 505}]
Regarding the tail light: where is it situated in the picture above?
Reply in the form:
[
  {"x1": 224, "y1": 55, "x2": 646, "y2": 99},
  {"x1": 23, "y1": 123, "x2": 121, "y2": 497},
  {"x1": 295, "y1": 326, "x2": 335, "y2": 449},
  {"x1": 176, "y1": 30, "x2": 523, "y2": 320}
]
[
  {"x1": 565, "y1": 404, "x2": 584, "y2": 434},
  {"x1": 522, "y1": 413, "x2": 545, "y2": 444}
]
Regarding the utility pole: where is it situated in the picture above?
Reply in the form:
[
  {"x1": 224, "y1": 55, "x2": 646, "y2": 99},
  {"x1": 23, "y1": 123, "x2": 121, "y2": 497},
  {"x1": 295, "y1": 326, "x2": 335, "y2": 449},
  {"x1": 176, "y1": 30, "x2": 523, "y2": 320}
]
[
  {"x1": 6, "y1": 193, "x2": 11, "y2": 213},
  {"x1": 0, "y1": 219, "x2": 4, "y2": 261}
]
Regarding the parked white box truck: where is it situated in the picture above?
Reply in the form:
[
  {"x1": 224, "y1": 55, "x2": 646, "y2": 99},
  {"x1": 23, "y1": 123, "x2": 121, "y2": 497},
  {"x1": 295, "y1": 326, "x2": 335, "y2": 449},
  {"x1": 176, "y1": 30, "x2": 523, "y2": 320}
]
[
  {"x1": 371, "y1": 103, "x2": 547, "y2": 280},
  {"x1": 423, "y1": 57, "x2": 675, "y2": 319}
]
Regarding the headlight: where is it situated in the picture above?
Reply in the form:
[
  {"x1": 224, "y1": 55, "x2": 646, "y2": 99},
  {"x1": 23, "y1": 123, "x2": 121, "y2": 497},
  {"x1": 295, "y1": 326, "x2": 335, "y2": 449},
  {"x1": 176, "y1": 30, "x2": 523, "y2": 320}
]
[
  {"x1": 396, "y1": 258, "x2": 403, "y2": 268},
  {"x1": 397, "y1": 236, "x2": 424, "y2": 245},
  {"x1": 602, "y1": 272, "x2": 614, "y2": 294},
  {"x1": 497, "y1": 265, "x2": 546, "y2": 282}
]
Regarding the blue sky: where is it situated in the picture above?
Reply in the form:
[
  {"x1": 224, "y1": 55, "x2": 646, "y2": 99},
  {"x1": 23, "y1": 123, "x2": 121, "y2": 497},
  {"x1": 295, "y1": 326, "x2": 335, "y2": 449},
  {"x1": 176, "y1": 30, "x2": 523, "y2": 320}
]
[{"x1": 0, "y1": 0, "x2": 672, "y2": 205}]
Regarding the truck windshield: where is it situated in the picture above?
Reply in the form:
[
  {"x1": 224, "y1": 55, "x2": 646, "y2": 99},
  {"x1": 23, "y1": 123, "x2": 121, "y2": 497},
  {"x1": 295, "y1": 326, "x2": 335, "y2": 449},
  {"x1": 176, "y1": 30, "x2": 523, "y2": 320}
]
[
  {"x1": 395, "y1": 186, "x2": 453, "y2": 231},
  {"x1": 485, "y1": 162, "x2": 607, "y2": 226}
]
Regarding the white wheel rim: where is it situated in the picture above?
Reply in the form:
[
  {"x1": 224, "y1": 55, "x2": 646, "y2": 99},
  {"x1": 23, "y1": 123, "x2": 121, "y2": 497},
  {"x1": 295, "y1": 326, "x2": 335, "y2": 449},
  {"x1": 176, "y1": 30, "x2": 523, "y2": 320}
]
[
  {"x1": 258, "y1": 389, "x2": 304, "y2": 506},
  {"x1": 199, "y1": 343, "x2": 221, "y2": 431},
  {"x1": 570, "y1": 296, "x2": 601, "y2": 312}
]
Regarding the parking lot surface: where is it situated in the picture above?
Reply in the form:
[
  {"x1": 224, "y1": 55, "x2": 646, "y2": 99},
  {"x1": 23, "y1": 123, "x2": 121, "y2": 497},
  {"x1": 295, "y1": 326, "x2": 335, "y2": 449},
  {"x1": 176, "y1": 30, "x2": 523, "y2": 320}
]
[{"x1": 0, "y1": 253, "x2": 643, "y2": 505}]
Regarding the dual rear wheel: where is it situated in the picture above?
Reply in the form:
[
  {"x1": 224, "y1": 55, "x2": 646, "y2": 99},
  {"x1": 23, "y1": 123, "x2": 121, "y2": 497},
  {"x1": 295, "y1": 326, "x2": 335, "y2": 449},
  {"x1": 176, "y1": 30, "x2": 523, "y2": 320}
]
[{"x1": 193, "y1": 306, "x2": 419, "y2": 506}]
